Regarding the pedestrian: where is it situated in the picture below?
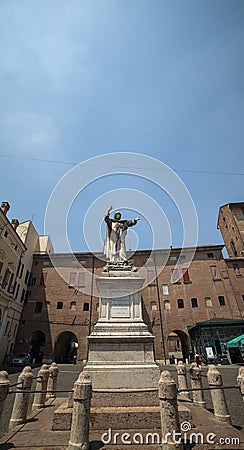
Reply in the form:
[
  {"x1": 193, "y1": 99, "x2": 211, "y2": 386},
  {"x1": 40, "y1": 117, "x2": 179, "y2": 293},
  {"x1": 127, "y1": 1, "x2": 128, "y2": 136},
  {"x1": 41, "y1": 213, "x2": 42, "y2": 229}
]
[{"x1": 195, "y1": 354, "x2": 201, "y2": 368}]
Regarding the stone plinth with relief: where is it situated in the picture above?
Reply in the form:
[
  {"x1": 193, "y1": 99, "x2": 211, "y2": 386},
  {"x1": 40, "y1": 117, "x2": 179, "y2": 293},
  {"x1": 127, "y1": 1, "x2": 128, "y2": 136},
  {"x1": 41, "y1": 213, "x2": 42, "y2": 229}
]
[{"x1": 84, "y1": 262, "x2": 160, "y2": 389}]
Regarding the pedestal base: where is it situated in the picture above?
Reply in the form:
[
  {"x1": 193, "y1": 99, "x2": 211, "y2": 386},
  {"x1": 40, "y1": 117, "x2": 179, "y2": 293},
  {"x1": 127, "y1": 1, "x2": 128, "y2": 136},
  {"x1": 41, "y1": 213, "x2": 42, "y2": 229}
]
[
  {"x1": 84, "y1": 265, "x2": 160, "y2": 389},
  {"x1": 84, "y1": 334, "x2": 160, "y2": 389},
  {"x1": 84, "y1": 364, "x2": 160, "y2": 389}
]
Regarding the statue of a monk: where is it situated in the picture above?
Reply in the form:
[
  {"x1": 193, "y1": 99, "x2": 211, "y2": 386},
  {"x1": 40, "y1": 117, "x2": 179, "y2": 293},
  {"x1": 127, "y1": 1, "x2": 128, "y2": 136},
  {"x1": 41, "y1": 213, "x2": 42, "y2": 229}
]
[{"x1": 103, "y1": 206, "x2": 140, "y2": 263}]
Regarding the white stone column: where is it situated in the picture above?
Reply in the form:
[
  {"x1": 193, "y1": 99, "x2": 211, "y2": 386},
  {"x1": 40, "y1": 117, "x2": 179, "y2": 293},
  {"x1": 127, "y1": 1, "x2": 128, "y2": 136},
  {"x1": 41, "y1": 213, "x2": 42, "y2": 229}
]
[
  {"x1": 9, "y1": 366, "x2": 33, "y2": 429},
  {"x1": 189, "y1": 363, "x2": 206, "y2": 408},
  {"x1": 207, "y1": 365, "x2": 231, "y2": 424},
  {"x1": 158, "y1": 370, "x2": 183, "y2": 450},
  {"x1": 67, "y1": 371, "x2": 92, "y2": 450},
  {"x1": 32, "y1": 364, "x2": 49, "y2": 410},
  {"x1": 0, "y1": 371, "x2": 10, "y2": 422},
  {"x1": 237, "y1": 366, "x2": 244, "y2": 402},
  {"x1": 46, "y1": 362, "x2": 59, "y2": 399},
  {"x1": 177, "y1": 362, "x2": 190, "y2": 399}
]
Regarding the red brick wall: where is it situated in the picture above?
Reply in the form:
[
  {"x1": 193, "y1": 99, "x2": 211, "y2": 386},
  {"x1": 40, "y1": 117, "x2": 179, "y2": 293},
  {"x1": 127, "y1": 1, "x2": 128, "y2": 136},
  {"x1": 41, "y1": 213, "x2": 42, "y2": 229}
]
[
  {"x1": 15, "y1": 246, "x2": 244, "y2": 362},
  {"x1": 218, "y1": 204, "x2": 244, "y2": 257}
]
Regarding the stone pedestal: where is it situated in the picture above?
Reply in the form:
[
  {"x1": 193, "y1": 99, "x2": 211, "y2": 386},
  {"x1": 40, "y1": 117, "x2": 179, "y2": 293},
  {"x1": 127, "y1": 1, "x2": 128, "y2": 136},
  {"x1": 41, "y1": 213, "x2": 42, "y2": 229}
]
[{"x1": 84, "y1": 264, "x2": 160, "y2": 389}]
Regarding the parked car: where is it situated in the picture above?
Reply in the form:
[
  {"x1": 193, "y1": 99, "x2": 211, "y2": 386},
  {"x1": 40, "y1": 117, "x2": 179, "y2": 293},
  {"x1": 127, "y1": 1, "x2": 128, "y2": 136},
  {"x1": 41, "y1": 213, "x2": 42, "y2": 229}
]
[{"x1": 10, "y1": 354, "x2": 30, "y2": 367}]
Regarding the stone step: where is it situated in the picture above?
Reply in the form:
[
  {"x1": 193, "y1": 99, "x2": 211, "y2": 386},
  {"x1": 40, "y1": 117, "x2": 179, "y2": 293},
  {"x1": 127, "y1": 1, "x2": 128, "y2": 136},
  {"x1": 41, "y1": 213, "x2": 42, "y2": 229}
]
[
  {"x1": 52, "y1": 397, "x2": 193, "y2": 431},
  {"x1": 90, "y1": 403, "x2": 192, "y2": 430},
  {"x1": 91, "y1": 389, "x2": 159, "y2": 407}
]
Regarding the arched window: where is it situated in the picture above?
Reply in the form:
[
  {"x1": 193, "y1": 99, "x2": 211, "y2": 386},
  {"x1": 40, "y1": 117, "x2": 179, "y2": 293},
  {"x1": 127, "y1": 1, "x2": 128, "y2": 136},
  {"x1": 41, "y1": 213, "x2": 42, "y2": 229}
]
[
  {"x1": 164, "y1": 300, "x2": 171, "y2": 311},
  {"x1": 177, "y1": 299, "x2": 184, "y2": 309},
  {"x1": 57, "y1": 301, "x2": 63, "y2": 310},
  {"x1": 2, "y1": 268, "x2": 13, "y2": 291},
  {"x1": 150, "y1": 301, "x2": 157, "y2": 311},
  {"x1": 147, "y1": 268, "x2": 156, "y2": 285},
  {"x1": 191, "y1": 298, "x2": 198, "y2": 308},
  {"x1": 162, "y1": 284, "x2": 169, "y2": 295},
  {"x1": 230, "y1": 239, "x2": 237, "y2": 256},
  {"x1": 0, "y1": 249, "x2": 5, "y2": 275},
  {"x1": 70, "y1": 301, "x2": 76, "y2": 310},
  {"x1": 205, "y1": 297, "x2": 212, "y2": 307},
  {"x1": 5, "y1": 321, "x2": 10, "y2": 335},
  {"x1": 182, "y1": 268, "x2": 190, "y2": 283},
  {"x1": 78, "y1": 272, "x2": 85, "y2": 287},
  {"x1": 35, "y1": 302, "x2": 42, "y2": 313},
  {"x1": 218, "y1": 295, "x2": 225, "y2": 306},
  {"x1": 13, "y1": 323, "x2": 18, "y2": 337},
  {"x1": 233, "y1": 263, "x2": 241, "y2": 276}
]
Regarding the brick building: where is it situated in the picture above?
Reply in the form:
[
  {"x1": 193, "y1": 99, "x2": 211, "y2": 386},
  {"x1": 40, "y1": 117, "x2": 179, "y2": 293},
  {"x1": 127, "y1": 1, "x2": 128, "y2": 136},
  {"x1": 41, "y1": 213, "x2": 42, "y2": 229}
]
[
  {"x1": 14, "y1": 203, "x2": 244, "y2": 364},
  {"x1": 0, "y1": 201, "x2": 53, "y2": 364},
  {"x1": 0, "y1": 202, "x2": 26, "y2": 363},
  {"x1": 217, "y1": 202, "x2": 244, "y2": 258}
]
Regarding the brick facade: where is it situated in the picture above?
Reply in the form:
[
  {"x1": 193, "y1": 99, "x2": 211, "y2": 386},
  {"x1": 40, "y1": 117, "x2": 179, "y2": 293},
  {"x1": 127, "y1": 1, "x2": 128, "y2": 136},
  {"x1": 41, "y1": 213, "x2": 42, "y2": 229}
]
[
  {"x1": 15, "y1": 244, "x2": 244, "y2": 363},
  {"x1": 218, "y1": 202, "x2": 244, "y2": 258}
]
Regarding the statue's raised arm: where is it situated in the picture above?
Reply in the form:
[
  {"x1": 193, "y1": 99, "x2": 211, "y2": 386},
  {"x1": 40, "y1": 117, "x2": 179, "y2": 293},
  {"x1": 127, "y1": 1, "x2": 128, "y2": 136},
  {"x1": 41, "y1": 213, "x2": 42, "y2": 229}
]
[{"x1": 103, "y1": 207, "x2": 140, "y2": 263}]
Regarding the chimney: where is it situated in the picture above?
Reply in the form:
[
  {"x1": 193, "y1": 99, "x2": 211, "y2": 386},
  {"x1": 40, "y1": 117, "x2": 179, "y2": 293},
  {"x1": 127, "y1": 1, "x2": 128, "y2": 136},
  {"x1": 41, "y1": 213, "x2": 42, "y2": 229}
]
[
  {"x1": 11, "y1": 219, "x2": 19, "y2": 230},
  {"x1": 1, "y1": 202, "x2": 10, "y2": 216}
]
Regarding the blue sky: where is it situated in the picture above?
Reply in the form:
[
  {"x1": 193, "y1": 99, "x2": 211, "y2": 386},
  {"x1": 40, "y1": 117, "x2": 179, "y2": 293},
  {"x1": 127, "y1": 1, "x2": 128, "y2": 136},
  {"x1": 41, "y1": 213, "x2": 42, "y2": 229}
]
[{"x1": 0, "y1": 0, "x2": 244, "y2": 254}]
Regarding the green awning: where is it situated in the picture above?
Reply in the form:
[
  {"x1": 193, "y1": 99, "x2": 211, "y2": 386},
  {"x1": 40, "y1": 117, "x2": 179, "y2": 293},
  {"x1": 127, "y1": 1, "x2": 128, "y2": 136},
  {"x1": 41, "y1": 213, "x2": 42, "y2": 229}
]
[
  {"x1": 188, "y1": 318, "x2": 244, "y2": 331},
  {"x1": 227, "y1": 334, "x2": 244, "y2": 348}
]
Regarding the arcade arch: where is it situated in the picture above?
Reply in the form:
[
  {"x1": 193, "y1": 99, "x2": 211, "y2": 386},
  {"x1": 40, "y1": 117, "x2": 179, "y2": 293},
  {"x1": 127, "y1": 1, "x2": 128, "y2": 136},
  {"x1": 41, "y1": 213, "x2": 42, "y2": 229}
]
[
  {"x1": 30, "y1": 330, "x2": 46, "y2": 363},
  {"x1": 167, "y1": 329, "x2": 190, "y2": 362},
  {"x1": 54, "y1": 331, "x2": 78, "y2": 363}
]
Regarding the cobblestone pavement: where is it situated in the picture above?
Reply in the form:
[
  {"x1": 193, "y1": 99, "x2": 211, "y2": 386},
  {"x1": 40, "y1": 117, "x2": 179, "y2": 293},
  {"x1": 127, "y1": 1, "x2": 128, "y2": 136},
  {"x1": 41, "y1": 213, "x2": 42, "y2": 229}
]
[{"x1": 0, "y1": 363, "x2": 243, "y2": 439}]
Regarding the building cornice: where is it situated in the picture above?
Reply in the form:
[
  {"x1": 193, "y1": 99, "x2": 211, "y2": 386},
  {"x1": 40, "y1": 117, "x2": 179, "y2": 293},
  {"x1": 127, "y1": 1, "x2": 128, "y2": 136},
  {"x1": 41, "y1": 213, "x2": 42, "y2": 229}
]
[
  {"x1": 0, "y1": 209, "x2": 27, "y2": 252},
  {"x1": 33, "y1": 244, "x2": 225, "y2": 260}
]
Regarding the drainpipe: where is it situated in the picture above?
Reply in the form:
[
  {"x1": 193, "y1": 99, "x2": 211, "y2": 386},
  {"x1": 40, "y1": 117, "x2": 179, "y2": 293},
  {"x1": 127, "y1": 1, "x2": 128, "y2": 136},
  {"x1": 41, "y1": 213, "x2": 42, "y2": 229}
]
[
  {"x1": 154, "y1": 255, "x2": 167, "y2": 364},
  {"x1": 86, "y1": 254, "x2": 95, "y2": 361}
]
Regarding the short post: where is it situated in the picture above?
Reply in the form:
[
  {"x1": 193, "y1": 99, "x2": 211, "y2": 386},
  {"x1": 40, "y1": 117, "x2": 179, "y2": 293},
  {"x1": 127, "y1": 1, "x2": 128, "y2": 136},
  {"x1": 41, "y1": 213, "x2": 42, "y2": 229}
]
[
  {"x1": 0, "y1": 371, "x2": 10, "y2": 422},
  {"x1": 207, "y1": 365, "x2": 231, "y2": 424},
  {"x1": 237, "y1": 367, "x2": 244, "y2": 402},
  {"x1": 158, "y1": 370, "x2": 183, "y2": 450},
  {"x1": 67, "y1": 371, "x2": 92, "y2": 450},
  {"x1": 9, "y1": 366, "x2": 33, "y2": 429},
  {"x1": 177, "y1": 362, "x2": 190, "y2": 399},
  {"x1": 32, "y1": 364, "x2": 49, "y2": 410},
  {"x1": 46, "y1": 362, "x2": 59, "y2": 399},
  {"x1": 67, "y1": 390, "x2": 74, "y2": 408},
  {"x1": 189, "y1": 363, "x2": 206, "y2": 408}
]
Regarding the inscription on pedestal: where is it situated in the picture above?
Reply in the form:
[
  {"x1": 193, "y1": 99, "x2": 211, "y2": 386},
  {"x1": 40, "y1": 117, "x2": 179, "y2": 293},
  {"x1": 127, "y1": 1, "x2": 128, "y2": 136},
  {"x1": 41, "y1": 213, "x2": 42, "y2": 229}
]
[{"x1": 111, "y1": 295, "x2": 130, "y2": 318}]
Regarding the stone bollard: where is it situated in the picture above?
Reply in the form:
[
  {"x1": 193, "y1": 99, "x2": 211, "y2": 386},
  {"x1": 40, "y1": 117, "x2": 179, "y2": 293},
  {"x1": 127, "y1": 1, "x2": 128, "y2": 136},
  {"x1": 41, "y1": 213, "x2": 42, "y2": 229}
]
[
  {"x1": 177, "y1": 362, "x2": 190, "y2": 399},
  {"x1": 237, "y1": 367, "x2": 244, "y2": 402},
  {"x1": 67, "y1": 389, "x2": 74, "y2": 408},
  {"x1": 67, "y1": 371, "x2": 92, "y2": 450},
  {"x1": 9, "y1": 366, "x2": 33, "y2": 429},
  {"x1": 207, "y1": 365, "x2": 231, "y2": 424},
  {"x1": 189, "y1": 363, "x2": 206, "y2": 408},
  {"x1": 32, "y1": 364, "x2": 49, "y2": 410},
  {"x1": 0, "y1": 371, "x2": 10, "y2": 422},
  {"x1": 158, "y1": 371, "x2": 183, "y2": 450},
  {"x1": 46, "y1": 362, "x2": 59, "y2": 399}
]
